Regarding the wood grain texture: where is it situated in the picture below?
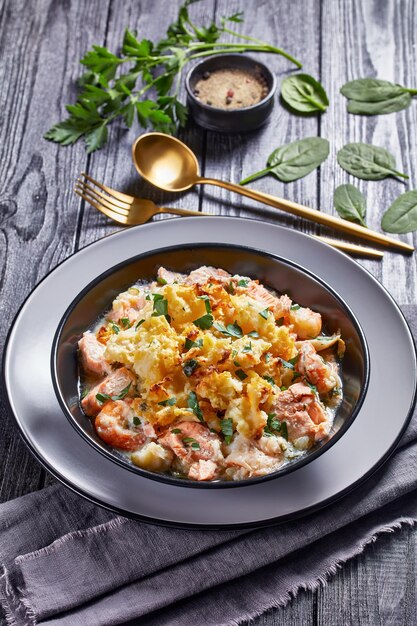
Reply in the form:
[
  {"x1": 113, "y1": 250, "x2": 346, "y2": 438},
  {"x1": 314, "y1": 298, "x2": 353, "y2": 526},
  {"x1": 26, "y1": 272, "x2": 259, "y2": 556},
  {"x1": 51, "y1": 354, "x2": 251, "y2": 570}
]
[{"x1": 0, "y1": 1, "x2": 416, "y2": 625}]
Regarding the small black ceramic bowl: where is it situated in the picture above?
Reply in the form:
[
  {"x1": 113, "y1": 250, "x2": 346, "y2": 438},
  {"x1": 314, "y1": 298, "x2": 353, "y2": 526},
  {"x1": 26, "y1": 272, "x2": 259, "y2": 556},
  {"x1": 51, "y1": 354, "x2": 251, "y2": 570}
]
[
  {"x1": 185, "y1": 54, "x2": 277, "y2": 132},
  {"x1": 52, "y1": 244, "x2": 369, "y2": 490}
]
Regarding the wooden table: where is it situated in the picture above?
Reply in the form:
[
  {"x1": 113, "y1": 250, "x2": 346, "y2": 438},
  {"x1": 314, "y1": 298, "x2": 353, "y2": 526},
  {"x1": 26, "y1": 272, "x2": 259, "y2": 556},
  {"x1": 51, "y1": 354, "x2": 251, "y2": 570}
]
[{"x1": 1, "y1": 0, "x2": 416, "y2": 623}]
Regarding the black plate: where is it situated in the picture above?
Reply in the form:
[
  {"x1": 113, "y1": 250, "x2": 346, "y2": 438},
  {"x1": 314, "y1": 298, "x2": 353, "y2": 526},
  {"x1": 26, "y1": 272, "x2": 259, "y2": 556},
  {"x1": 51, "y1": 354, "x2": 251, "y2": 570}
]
[{"x1": 52, "y1": 243, "x2": 369, "y2": 489}]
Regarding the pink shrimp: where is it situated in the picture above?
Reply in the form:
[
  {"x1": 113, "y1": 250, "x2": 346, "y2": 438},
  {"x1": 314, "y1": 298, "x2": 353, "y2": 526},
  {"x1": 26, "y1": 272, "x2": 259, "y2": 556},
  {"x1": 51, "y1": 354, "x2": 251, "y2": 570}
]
[
  {"x1": 289, "y1": 306, "x2": 322, "y2": 340},
  {"x1": 272, "y1": 382, "x2": 330, "y2": 443},
  {"x1": 159, "y1": 421, "x2": 224, "y2": 480},
  {"x1": 81, "y1": 367, "x2": 136, "y2": 417},
  {"x1": 78, "y1": 331, "x2": 110, "y2": 377},
  {"x1": 95, "y1": 400, "x2": 146, "y2": 451},
  {"x1": 296, "y1": 342, "x2": 339, "y2": 395}
]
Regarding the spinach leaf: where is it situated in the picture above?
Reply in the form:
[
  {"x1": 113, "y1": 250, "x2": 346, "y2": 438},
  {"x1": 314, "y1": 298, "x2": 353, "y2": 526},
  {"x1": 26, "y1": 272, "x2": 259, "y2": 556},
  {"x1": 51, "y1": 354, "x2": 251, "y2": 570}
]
[
  {"x1": 281, "y1": 73, "x2": 329, "y2": 113},
  {"x1": 340, "y1": 78, "x2": 417, "y2": 115},
  {"x1": 333, "y1": 184, "x2": 367, "y2": 226},
  {"x1": 381, "y1": 190, "x2": 417, "y2": 233},
  {"x1": 337, "y1": 143, "x2": 408, "y2": 181},
  {"x1": 240, "y1": 137, "x2": 329, "y2": 185}
]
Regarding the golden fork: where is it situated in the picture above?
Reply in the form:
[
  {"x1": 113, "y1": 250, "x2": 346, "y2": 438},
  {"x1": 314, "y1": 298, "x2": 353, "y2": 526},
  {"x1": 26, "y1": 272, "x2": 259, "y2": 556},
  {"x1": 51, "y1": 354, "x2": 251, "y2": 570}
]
[{"x1": 74, "y1": 173, "x2": 383, "y2": 259}]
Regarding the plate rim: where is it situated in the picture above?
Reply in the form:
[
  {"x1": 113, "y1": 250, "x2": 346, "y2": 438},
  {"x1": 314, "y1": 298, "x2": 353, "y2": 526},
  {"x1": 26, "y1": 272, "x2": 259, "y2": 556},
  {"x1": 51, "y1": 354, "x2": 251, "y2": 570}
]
[{"x1": 3, "y1": 216, "x2": 416, "y2": 528}]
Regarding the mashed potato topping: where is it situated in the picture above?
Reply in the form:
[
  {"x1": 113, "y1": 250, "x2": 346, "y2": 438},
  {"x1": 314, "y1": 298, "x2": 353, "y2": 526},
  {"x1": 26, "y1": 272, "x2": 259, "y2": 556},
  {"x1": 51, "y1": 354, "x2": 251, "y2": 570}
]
[{"x1": 78, "y1": 266, "x2": 344, "y2": 481}]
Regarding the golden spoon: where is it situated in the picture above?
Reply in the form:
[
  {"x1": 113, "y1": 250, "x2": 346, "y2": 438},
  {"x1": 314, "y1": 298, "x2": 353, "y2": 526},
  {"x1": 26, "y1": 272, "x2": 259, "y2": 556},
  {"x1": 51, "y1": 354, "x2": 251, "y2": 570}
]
[{"x1": 132, "y1": 132, "x2": 414, "y2": 254}]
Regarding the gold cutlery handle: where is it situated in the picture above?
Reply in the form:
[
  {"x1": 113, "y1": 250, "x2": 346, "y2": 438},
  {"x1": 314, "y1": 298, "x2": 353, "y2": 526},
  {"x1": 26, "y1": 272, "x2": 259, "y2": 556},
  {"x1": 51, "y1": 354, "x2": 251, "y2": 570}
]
[
  {"x1": 198, "y1": 177, "x2": 414, "y2": 253},
  {"x1": 314, "y1": 236, "x2": 383, "y2": 258}
]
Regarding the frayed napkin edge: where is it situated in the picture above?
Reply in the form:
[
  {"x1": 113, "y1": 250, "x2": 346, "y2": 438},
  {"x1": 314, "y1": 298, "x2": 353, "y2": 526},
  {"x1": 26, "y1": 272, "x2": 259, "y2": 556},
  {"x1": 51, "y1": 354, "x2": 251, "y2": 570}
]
[{"x1": 1, "y1": 517, "x2": 415, "y2": 626}]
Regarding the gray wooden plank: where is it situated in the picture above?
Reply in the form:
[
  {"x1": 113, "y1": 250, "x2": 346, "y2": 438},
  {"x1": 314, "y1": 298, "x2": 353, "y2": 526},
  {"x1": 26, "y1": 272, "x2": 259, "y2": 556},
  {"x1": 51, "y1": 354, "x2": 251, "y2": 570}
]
[
  {"x1": 319, "y1": 0, "x2": 417, "y2": 304},
  {"x1": 202, "y1": 0, "x2": 322, "y2": 234},
  {"x1": 76, "y1": 0, "x2": 215, "y2": 250},
  {"x1": 0, "y1": 0, "x2": 112, "y2": 501},
  {"x1": 318, "y1": 525, "x2": 417, "y2": 626}
]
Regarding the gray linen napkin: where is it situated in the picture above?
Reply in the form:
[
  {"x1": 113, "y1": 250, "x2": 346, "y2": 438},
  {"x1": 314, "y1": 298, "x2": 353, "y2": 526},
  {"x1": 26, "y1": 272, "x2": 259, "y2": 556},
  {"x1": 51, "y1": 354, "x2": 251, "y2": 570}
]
[{"x1": 1, "y1": 306, "x2": 416, "y2": 626}]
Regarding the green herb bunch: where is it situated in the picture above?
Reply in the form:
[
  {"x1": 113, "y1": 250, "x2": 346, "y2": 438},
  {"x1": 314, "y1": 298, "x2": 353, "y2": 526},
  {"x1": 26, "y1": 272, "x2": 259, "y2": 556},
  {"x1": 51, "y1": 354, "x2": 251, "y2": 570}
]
[{"x1": 44, "y1": 0, "x2": 301, "y2": 153}]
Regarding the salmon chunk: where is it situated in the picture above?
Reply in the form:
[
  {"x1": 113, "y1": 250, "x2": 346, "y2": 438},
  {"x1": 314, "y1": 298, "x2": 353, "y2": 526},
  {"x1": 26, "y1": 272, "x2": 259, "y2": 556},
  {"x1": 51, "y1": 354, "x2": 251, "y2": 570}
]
[
  {"x1": 272, "y1": 382, "x2": 330, "y2": 443},
  {"x1": 81, "y1": 367, "x2": 136, "y2": 417},
  {"x1": 157, "y1": 267, "x2": 186, "y2": 284},
  {"x1": 78, "y1": 331, "x2": 110, "y2": 377},
  {"x1": 185, "y1": 266, "x2": 231, "y2": 285}
]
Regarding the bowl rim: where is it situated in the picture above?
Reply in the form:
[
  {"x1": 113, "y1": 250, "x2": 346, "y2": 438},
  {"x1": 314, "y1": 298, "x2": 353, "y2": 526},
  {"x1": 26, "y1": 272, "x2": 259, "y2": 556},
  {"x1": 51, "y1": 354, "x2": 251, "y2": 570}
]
[
  {"x1": 185, "y1": 53, "x2": 278, "y2": 114},
  {"x1": 51, "y1": 242, "x2": 370, "y2": 489}
]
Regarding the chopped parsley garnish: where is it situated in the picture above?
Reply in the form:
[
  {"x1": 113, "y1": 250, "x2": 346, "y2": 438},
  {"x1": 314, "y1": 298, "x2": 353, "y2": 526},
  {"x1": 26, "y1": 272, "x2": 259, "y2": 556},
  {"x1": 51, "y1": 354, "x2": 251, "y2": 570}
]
[
  {"x1": 231, "y1": 349, "x2": 238, "y2": 359},
  {"x1": 263, "y1": 375, "x2": 276, "y2": 386},
  {"x1": 183, "y1": 359, "x2": 199, "y2": 377},
  {"x1": 171, "y1": 428, "x2": 182, "y2": 434},
  {"x1": 264, "y1": 413, "x2": 288, "y2": 440},
  {"x1": 135, "y1": 318, "x2": 145, "y2": 329},
  {"x1": 235, "y1": 369, "x2": 248, "y2": 381},
  {"x1": 233, "y1": 360, "x2": 241, "y2": 367},
  {"x1": 220, "y1": 418, "x2": 233, "y2": 445},
  {"x1": 280, "y1": 385, "x2": 288, "y2": 391},
  {"x1": 95, "y1": 382, "x2": 132, "y2": 404},
  {"x1": 184, "y1": 337, "x2": 203, "y2": 351},
  {"x1": 145, "y1": 294, "x2": 151, "y2": 300},
  {"x1": 110, "y1": 323, "x2": 120, "y2": 334},
  {"x1": 291, "y1": 304, "x2": 301, "y2": 311},
  {"x1": 158, "y1": 397, "x2": 176, "y2": 407},
  {"x1": 187, "y1": 391, "x2": 204, "y2": 422},
  {"x1": 242, "y1": 343, "x2": 252, "y2": 353},
  {"x1": 264, "y1": 352, "x2": 271, "y2": 363},
  {"x1": 307, "y1": 381, "x2": 318, "y2": 395},
  {"x1": 276, "y1": 317, "x2": 284, "y2": 327},
  {"x1": 198, "y1": 295, "x2": 212, "y2": 313},
  {"x1": 193, "y1": 313, "x2": 213, "y2": 330},
  {"x1": 133, "y1": 416, "x2": 141, "y2": 426},
  {"x1": 151, "y1": 294, "x2": 170, "y2": 322},
  {"x1": 226, "y1": 281, "x2": 235, "y2": 294},
  {"x1": 80, "y1": 386, "x2": 89, "y2": 399},
  {"x1": 237, "y1": 278, "x2": 250, "y2": 287},
  {"x1": 259, "y1": 308, "x2": 270, "y2": 320},
  {"x1": 247, "y1": 330, "x2": 259, "y2": 338},
  {"x1": 213, "y1": 320, "x2": 243, "y2": 338},
  {"x1": 120, "y1": 317, "x2": 130, "y2": 329},
  {"x1": 182, "y1": 436, "x2": 200, "y2": 450},
  {"x1": 280, "y1": 359, "x2": 294, "y2": 370},
  {"x1": 157, "y1": 276, "x2": 167, "y2": 285}
]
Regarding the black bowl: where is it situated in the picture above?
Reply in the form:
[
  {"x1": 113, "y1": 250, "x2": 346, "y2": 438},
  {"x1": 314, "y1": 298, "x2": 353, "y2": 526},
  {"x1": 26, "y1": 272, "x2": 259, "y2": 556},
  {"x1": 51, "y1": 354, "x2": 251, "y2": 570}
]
[
  {"x1": 185, "y1": 54, "x2": 277, "y2": 132},
  {"x1": 52, "y1": 244, "x2": 369, "y2": 489}
]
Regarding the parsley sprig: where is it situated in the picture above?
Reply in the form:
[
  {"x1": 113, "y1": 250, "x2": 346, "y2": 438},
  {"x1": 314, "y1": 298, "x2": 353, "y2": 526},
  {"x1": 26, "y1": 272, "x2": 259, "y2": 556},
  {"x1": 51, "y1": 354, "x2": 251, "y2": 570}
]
[{"x1": 44, "y1": 1, "x2": 301, "y2": 153}]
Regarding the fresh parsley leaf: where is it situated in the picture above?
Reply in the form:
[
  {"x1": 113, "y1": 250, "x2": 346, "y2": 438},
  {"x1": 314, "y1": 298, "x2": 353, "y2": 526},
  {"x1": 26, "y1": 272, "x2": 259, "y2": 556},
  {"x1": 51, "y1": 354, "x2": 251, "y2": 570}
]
[
  {"x1": 259, "y1": 308, "x2": 270, "y2": 320},
  {"x1": 158, "y1": 397, "x2": 176, "y2": 407},
  {"x1": 276, "y1": 317, "x2": 284, "y2": 326},
  {"x1": 290, "y1": 304, "x2": 301, "y2": 311},
  {"x1": 306, "y1": 381, "x2": 318, "y2": 395},
  {"x1": 96, "y1": 392, "x2": 111, "y2": 404},
  {"x1": 198, "y1": 295, "x2": 212, "y2": 313},
  {"x1": 151, "y1": 295, "x2": 170, "y2": 321},
  {"x1": 237, "y1": 278, "x2": 250, "y2": 287},
  {"x1": 280, "y1": 358, "x2": 295, "y2": 369},
  {"x1": 135, "y1": 319, "x2": 145, "y2": 329},
  {"x1": 120, "y1": 317, "x2": 130, "y2": 328},
  {"x1": 133, "y1": 416, "x2": 141, "y2": 426},
  {"x1": 247, "y1": 330, "x2": 259, "y2": 338},
  {"x1": 171, "y1": 428, "x2": 182, "y2": 434},
  {"x1": 184, "y1": 337, "x2": 203, "y2": 351},
  {"x1": 187, "y1": 391, "x2": 204, "y2": 422},
  {"x1": 213, "y1": 320, "x2": 243, "y2": 338},
  {"x1": 110, "y1": 323, "x2": 120, "y2": 334},
  {"x1": 193, "y1": 313, "x2": 213, "y2": 330},
  {"x1": 220, "y1": 418, "x2": 234, "y2": 445},
  {"x1": 263, "y1": 375, "x2": 276, "y2": 385},
  {"x1": 235, "y1": 369, "x2": 248, "y2": 381},
  {"x1": 242, "y1": 343, "x2": 252, "y2": 353},
  {"x1": 95, "y1": 382, "x2": 131, "y2": 404},
  {"x1": 281, "y1": 421, "x2": 288, "y2": 440},
  {"x1": 183, "y1": 359, "x2": 199, "y2": 377}
]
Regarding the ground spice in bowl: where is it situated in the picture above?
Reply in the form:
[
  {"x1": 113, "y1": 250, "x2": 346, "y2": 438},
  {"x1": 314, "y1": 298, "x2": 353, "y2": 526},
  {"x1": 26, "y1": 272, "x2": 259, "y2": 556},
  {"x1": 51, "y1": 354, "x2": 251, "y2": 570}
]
[{"x1": 194, "y1": 67, "x2": 269, "y2": 109}]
